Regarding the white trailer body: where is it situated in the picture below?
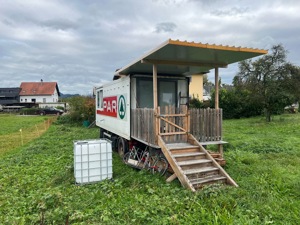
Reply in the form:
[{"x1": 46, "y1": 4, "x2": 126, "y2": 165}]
[
  {"x1": 95, "y1": 76, "x2": 130, "y2": 140},
  {"x1": 95, "y1": 74, "x2": 189, "y2": 144}
]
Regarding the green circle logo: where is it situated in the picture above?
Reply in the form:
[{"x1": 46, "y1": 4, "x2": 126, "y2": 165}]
[{"x1": 118, "y1": 95, "x2": 126, "y2": 119}]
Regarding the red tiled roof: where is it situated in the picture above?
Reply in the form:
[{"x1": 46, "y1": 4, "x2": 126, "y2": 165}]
[{"x1": 19, "y1": 82, "x2": 59, "y2": 96}]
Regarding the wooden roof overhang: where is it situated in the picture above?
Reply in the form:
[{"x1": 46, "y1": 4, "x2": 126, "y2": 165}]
[{"x1": 114, "y1": 39, "x2": 268, "y2": 79}]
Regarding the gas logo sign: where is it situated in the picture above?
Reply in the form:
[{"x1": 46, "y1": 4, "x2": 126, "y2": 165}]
[{"x1": 97, "y1": 95, "x2": 126, "y2": 120}]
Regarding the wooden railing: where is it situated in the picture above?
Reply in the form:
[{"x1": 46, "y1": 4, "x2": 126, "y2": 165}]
[
  {"x1": 131, "y1": 108, "x2": 156, "y2": 145},
  {"x1": 158, "y1": 105, "x2": 188, "y2": 143},
  {"x1": 189, "y1": 108, "x2": 223, "y2": 142},
  {"x1": 131, "y1": 107, "x2": 223, "y2": 146}
]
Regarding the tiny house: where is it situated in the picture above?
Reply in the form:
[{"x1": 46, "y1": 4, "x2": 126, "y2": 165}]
[{"x1": 95, "y1": 39, "x2": 267, "y2": 191}]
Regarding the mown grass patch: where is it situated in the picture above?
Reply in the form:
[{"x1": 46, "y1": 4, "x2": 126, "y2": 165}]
[
  {"x1": 0, "y1": 114, "x2": 299, "y2": 224},
  {"x1": 0, "y1": 114, "x2": 49, "y2": 135},
  {"x1": 223, "y1": 114, "x2": 300, "y2": 154},
  {"x1": 0, "y1": 114, "x2": 54, "y2": 155}
]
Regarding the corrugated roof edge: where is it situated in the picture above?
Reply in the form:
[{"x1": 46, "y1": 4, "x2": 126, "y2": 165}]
[
  {"x1": 114, "y1": 39, "x2": 170, "y2": 77},
  {"x1": 168, "y1": 39, "x2": 268, "y2": 54},
  {"x1": 114, "y1": 39, "x2": 268, "y2": 78}
]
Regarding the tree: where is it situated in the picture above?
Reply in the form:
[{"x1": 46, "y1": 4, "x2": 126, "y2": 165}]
[
  {"x1": 65, "y1": 96, "x2": 95, "y2": 123},
  {"x1": 284, "y1": 63, "x2": 300, "y2": 102},
  {"x1": 210, "y1": 87, "x2": 263, "y2": 119},
  {"x1": 236, "y1": 44, "x2": 299, "y2": 122}
]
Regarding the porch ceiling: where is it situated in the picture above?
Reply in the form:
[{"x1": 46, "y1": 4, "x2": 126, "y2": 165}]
[{"x1": 114, "y1": 39, "x2": 267, "y2": 77}]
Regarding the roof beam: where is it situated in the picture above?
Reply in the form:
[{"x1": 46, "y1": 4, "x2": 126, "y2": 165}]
[{"x1": 141, "y1": 59, "x2": 228, "y2": 68}]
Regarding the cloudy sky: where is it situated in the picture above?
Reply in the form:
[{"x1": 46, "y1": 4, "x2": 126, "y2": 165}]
[{"x1": 1, "y1": 0, "x2": 299, "y2": 95}]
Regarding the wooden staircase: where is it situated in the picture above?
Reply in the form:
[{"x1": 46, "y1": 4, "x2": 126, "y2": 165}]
[
  {"x1": 156, "y1": 105, "x2": 237, "y2": 191},
  {"x1": 158, "y1": 134, "x2": 238, "y2": 192}
]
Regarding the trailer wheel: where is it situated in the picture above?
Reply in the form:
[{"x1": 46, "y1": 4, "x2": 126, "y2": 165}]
[
  {"x1": 117, "y1": 137, "x2": 127, "y2": 157},
  {"x1": 99, "y1": 128, "x2": 104, "y2": 138}
]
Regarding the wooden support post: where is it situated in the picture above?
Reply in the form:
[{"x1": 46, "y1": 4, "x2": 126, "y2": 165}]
[
  {"x1": 215, "y1": 67, "x2": 219, "y2": 110},
  {"x1": 218, "y1": 144, "x2": 224, "y2": 159},
  {"x1": 153, "y1": 64, "x2": 158, "y2": 110},
  {"x1": 166, "y1": 173, "x2": 177, "y2": 183},
  {"x1": 153, "y1": 64, "x2": 159, "y2": 144},
  {"x1": 215, "y1": 67, "x2": 221, "y2": 154}
]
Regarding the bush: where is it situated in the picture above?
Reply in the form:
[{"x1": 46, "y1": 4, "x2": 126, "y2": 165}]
[
  {"x1": 54, "y1": 114, "x2": 73, "y2": 125},
  {"x1": 20, "y1": 108, "x2": 38, "y2": 115},
  {"x1": 189, "y1": 98, "x2": 204, "y2": 108},
  {"x1": 64, "y1": 96, "x2": 95, "y2": 124},
  {"x1": 211, "y1": 88, "x2": 263, "y2": 119}
]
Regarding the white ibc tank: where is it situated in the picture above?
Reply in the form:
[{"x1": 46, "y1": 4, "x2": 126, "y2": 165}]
[{"x1": 74, "y1": 139, "x2": 112, "y2": 184}]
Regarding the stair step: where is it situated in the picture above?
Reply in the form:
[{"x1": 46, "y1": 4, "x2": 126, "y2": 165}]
[
  {"x1": 166, "y1": 143, "x2": 198, "y2": 150},
  {"x1": 173, "y1": 152, "x2": 205, "y2": 158},
  {"x1": 178, "y1": 159, "x2": 211, "y2": 166},
  {"x1": 190, "y1": 175, "x2": 227, "y2": 185},
  {"x1": 184, "y1": 166, "x2": 219, "y2": 175}
]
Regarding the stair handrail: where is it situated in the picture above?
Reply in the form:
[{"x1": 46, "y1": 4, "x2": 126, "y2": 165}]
[
  {"x1": 158, "y1": 136, "x2": 196, "y2": 192},
  {"x1": 188, "y1": 134, "x2": 238, "y2": 187}
]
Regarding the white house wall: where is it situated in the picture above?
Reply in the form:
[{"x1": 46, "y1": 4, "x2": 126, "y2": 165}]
[{"x1": 20, "y1": 89, "x2": 59, "y2": 103}]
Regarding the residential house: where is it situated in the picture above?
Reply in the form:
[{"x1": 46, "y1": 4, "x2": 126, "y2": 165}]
[
  {"x1": 189, "y1": 74, "x2": 204, "y2": 100},
  {"x1": 0, "y1": 88, "x2": 21, "y2": 106},
  {"x1": 19, "y1": 80, "x2": 60, "y2": 104}
]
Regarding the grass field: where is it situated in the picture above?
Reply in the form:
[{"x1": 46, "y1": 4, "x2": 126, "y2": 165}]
[
  {"x1": 0, "y1": 114, "x2": 299, "y2": 224},
  {"x1": 0, "y1": 114, "x2": 52, "y2": 155},
  {"x1": 0, "y1": 114, "x2": 49, "y2": 135}
]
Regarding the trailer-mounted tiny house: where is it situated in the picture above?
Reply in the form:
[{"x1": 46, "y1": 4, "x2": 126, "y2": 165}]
[{"x1": 95, "y1": 39, "x2": 267, "y2": 191}]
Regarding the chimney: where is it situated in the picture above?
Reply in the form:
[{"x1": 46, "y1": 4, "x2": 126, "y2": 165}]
[{"x1": 40, "y1": 79, "x2": 43, "y2": 85}]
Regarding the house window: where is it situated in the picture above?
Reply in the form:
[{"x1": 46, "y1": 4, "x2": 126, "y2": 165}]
[
  {"x1": 31, "y1": 99, "x2": 36, "y2": 103},
  {"x1": 25, "y1": 99, "x2": 27, "y2": 102},
  {"x1": 136, "y1": 78, "x2": 177, "y2": 108},
  {"x1": 158, "y1": 81, "x2": 177, "y2": 107},
  {"x1": 97, "y1": 90, "x2": 103, "y2": 109},
  {"x1": 43, "y1": 98, "x2": 46, "y2": 103},
  {"x1": 137, "y1": 79, "x2": 153, "y2": 108}
]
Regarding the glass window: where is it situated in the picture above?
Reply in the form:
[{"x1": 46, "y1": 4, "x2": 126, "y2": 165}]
[
  {"x1": 97, "y1": 90, "x2": 103, "y2": 109},
  {"x1": 136, "y1": 78, "x2": 177, "y2": 108},
  {"x1": 158, "y1": 81, "x2": 177, "y2": 107},
  {"x1": 137, "y1": 79, "x2": 153, "y2": 108}
]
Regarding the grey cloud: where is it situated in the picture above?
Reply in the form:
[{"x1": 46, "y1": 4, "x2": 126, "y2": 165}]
[
  {"x1": 155, "y1": 22, "x2": 177, "y2": 33},
  {"x1": 1, "y1": 0, "x2": 300, "y2": 94},
  {"x1": 211, "y1": 6, "x2": 250, "y2": 17},
  {"x1": 41, "y1": 19, "x2": 79, "y2": 30}
]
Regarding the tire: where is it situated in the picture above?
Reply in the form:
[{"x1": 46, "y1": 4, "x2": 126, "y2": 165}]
[
  {"x1": 117, "y1": 137, "x2": 128, "y2": 158},
  {"x1": 99, "y1": 128, "x2": 104, "y2": 138},
  {"x1": 111, "y1": 136, "x2": 118, "y2": 151},
  {"x1": 152, "y1": 157, "x2": 168, "y2": 175}
]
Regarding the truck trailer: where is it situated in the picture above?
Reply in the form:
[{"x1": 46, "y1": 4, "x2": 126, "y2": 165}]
[{"x1": 95, "y1": 39, "x2": 267, "y2": 191}]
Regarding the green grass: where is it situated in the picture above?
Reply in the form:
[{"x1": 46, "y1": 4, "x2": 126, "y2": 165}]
[
  {"x1": 0, "y1": 114, "x2": 52, "y2": 155},
  {"x1": 0, "y1": 114, "x2": 299, "y2": 224},
  {"x1": 0, "y1": 114, "x2": 49, "y2": 135}
]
